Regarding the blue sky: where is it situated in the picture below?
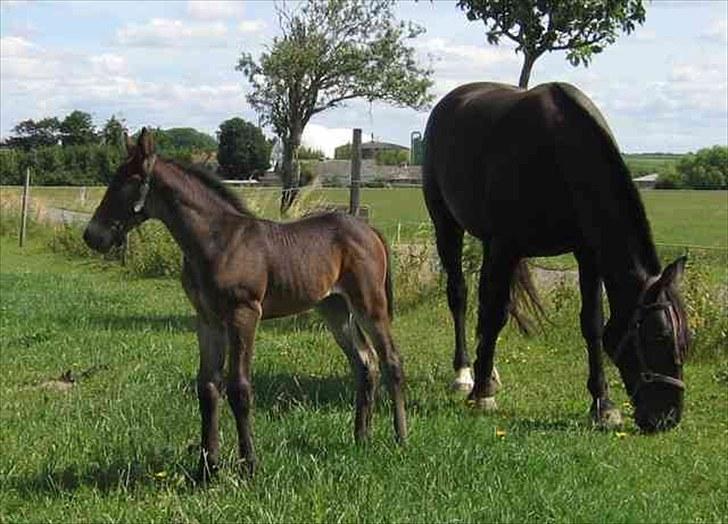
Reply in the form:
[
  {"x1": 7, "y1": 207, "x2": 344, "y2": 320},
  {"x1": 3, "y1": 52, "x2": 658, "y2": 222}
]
[{"x1": 1, "y1": 0, "x2": 726, "y2": 155}]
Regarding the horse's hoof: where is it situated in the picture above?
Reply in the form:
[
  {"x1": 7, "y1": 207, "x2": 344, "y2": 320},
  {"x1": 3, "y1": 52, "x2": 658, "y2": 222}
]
[
  {"x1": 591, "y1": 400, "x2": 624, "y2": 430},
  {"x1": 450, "y1": 367, "x2": 474, "y2": 392},
  {"x1": 595, "y1": 408, "x2": 624, "y2": 430},
  {"x1": 468, "y1": 396, "x2": 498, "y2": 412}
]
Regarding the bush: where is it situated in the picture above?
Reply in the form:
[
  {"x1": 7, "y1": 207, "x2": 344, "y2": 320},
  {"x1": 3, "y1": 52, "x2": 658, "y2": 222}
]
[
  {"x1": 677, "y1": 146, "x2": 727, "y2": 189},
  {"x1": 655, "y1": 171, "x2": 684, "y2": 189}
]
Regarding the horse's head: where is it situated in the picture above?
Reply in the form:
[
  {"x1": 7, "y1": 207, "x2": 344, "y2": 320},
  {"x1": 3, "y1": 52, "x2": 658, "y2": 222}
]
[
  {"x1": 83, "y1": 128, "x2": 156, "y2": 253},
  {"x1": 606, "y1": 257, "x2": 689, "y2": 433}
]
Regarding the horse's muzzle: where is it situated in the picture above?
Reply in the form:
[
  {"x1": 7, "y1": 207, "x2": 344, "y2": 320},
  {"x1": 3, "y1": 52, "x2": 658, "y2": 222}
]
[{"x1": 83, "y1": 221, "x2": 116, "y2": 253}]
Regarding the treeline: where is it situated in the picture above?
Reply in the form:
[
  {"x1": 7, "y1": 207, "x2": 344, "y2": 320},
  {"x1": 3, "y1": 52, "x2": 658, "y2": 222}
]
[
  {"x1": 656, "y1": 146, "x2": 727, "y2": 190},
  {"x1": 0, "y1": 111, "x2": 274, "y2": 186}
]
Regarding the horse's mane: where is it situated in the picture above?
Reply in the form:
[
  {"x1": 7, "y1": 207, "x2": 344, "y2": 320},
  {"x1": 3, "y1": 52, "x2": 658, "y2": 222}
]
[
  {"x1": 553, "y1": 83, "x2": 661, "y2": 275},
  {"x1": 162, "y1": 158, "x2": 256, "y2": 218}
]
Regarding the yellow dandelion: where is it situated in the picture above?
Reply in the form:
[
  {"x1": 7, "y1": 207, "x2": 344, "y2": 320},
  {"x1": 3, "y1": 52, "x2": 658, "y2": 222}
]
[
  {"x1": 495, "y1": 428, "x2": 507, "y2": 438},
  {"x1": 615, "y1": 432, "x2": 628, "y2": 439},
  {"x1": 154, "y1": 471, "x2": 168, "y2": 479}
]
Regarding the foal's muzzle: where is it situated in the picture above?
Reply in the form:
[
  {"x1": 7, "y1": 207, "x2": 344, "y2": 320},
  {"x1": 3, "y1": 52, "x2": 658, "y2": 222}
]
[{"x1": 83, "y1": 221, "x2": 120, "y2": 253}]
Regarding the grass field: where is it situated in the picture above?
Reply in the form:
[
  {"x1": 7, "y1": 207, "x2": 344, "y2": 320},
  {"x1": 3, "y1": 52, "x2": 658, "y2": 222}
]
[
  {"x1": 622, "y1": 153, "x2": 682, "y2": 177},
  {"x1": 2, "y1": 186, "x2": 726, "y2": 249},
  {"x1": 1, "y1": 233, "x2": 727, "y2": 522}
]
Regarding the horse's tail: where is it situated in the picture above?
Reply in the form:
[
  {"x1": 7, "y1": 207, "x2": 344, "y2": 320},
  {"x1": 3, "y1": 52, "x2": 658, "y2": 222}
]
[
  {"x1": 509, "y1": 260, "x2": 546, "y2": 336},
  {"x1": 373, "y1": 228, "x2": 394, "y2": 321}
]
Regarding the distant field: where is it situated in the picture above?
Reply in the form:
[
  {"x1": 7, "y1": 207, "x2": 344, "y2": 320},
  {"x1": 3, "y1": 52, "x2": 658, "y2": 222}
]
[
  {"x1": 2, "y1": 185, "x2": 725, "y2": 248},
  {"x1": 623, "y1": 153, "x2": 682, "y2": 177}
]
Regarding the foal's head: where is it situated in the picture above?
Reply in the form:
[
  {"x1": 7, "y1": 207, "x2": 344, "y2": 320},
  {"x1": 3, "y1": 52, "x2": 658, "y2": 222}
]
[
  {"x1": 84, "y1": 128, "x2": 156, "y2": 253},
  {"x1": 607, "y1": 257, "x2": 690, "y2": 433}
]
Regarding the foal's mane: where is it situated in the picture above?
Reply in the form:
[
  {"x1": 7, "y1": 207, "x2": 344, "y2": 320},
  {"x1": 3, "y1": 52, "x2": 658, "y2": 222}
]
[{"x1": 162, "y1": 158, "x2": 256, "y2": 217}]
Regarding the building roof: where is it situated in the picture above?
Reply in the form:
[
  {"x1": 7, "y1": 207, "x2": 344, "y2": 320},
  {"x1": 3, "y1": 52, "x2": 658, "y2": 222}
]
[
  {"x1": 633, "y1": 173, "x2": 659, "y2": 182},
  {"x1": 361, "y1": 141, "x2": 409, "y2": 151}
]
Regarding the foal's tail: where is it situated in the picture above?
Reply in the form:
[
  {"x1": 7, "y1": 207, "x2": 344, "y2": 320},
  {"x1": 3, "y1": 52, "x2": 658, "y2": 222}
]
[
  {"x1": 509, "y1": 260, "x2": 546, "y2": 336},
  {"x1": 373, "y1": 228, "x2": 394, "y2": 321}
]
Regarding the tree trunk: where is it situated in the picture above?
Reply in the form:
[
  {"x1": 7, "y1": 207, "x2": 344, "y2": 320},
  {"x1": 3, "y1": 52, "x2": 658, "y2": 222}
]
[
  {"x1": 518, "y1": 53, "x2": 536, "y2": 89},
  {"x1": 279, "y1": 130, "x2": 302, "y2": 214}
]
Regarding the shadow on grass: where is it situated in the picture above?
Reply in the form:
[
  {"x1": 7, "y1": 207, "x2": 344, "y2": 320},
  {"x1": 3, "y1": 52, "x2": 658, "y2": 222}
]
[
  {"x1": 7, "y1": 446, "x2": 195, "y2": 496},
  {"x1": 86, "y1": 313, "x2": 195, "y2": 333}
]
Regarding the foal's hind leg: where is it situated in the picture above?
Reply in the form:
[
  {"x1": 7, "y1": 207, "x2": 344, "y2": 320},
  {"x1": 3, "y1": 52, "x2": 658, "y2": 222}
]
[
  {"x1": 423, "y1": 186, "x2": 473, "y2": 392},
  {"x1": 575, "y1": 250, "x2": 622, "y2": 429},
  {"x1": 317, "y1": 295, "x2": 379, "y2": 443},
  {"x1": 350, "y1": 299, "x2": 406, "y2": 443},
  {"x1": 194, "y1": 318, "x2": 226, "y2": 481}
]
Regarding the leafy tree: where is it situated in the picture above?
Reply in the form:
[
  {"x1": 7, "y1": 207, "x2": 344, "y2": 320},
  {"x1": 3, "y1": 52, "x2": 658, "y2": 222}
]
[
  {"x1": 298, "y1": 146, "x2": 326, "y2": 161},
  {"x1": 376, "y1": 148, "x2": 409, "y2": 166},
  {"x1": 457, "y1": 0, "x2": 646, "y2": 88},
  {"x1": 159, "y1": 128, "x2": 217, "y2": 151},
  {"x1": 60, "y1": 110, "x2": 97, "y2": 146},
  {"x1": 237, "y1": 0, "x2": 433, "y2": 212},
  {"x1": 8, "y1": 118, "x2": 61, "y2": 150},
  {"x1": 217, "y1": 118, "x2": 271, "y2": 179},
  {"x1": 677, "y1": 146, "x2": 727, "y2": 190},
  {"x1": 334, "y1": 143, "x2": 352, "y2": 160},
  {"x1": 101, "y1": 115, "x2": 126, "y2": 150}
]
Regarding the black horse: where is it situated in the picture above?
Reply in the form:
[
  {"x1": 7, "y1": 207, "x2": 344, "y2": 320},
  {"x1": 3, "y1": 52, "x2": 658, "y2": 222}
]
[{"x1": 423, "y1": 82, "x2": 689, "y2": 432}]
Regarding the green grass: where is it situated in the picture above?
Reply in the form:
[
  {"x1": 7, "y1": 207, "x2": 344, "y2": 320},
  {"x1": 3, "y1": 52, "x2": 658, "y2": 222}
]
[
  {"x1": 1, "y1": 238, "x2": 727, "y2": 522},
  {"x1": 623, "y1": 153, "x2": 682, "y2": 177},
  {"x1": 5, "y1": 185, "x2": 727, "y2": 249}
]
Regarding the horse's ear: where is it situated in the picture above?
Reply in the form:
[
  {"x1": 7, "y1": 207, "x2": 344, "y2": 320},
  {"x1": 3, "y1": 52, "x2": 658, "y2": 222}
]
[
  {"x1": 137, "y1": 127, "x2": 155, "y2": 158},
  {"x1": 124, "y1": 131, "x2": 135, "y2": 155},
  {"x1": 656, "y1": 256, "x2": 687, "y2": 291}
]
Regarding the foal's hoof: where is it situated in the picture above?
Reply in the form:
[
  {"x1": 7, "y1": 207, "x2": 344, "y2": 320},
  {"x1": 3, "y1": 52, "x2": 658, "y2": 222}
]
[
  {"x1": 591, "y1": 400, "x2": 624, "y2": 430},
  {"x1": 467, "y1": 396, "x2": 498, "y2": 412},
  {"x1": 450, "y1": 367, "x2": 474, "y2": 392},
  {"x1": 195, "y1": 461, "x2": 219, "y2": 485}
]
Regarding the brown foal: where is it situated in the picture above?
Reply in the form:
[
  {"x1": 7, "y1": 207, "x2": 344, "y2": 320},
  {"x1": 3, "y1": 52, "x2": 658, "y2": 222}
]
[{"x1": 83, "y1": 129, "x2": 406, "y2": 479}]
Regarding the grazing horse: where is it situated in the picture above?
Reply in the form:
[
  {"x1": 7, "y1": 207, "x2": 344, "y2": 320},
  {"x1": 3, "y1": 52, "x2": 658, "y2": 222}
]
[
  {"x1": 423, "y1": 82, "x2": 689, "y2": 432},
  {"x1": 83, "y1": 129, "x2": 406, "y2": 479}
]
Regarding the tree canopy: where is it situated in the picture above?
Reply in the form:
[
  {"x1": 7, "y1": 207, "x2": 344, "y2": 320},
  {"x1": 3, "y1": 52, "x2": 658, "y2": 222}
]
[
  {"x1": 237, "y1": 0, "x2": 433, "y2": 212},
  {"x1": 60, "y1": 110, "x2": 97, "y2": 146},
  {"x1": 217, "y1": 118, "x2": 271, "y2": 179},
  {"x1": 457, "y1": 0, "x2": 646, "y2": 87}
]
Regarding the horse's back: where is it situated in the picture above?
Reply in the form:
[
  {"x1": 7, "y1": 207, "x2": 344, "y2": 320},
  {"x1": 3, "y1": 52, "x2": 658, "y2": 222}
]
[{"x1": 424, "y1": 82, "x2": 581, "y2": 251}]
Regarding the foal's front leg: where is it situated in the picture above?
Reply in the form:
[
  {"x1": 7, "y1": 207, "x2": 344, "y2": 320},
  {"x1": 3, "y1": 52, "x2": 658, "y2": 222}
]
[{"x1": 226, "y1": 304, "x2": 260, "y2": 477}]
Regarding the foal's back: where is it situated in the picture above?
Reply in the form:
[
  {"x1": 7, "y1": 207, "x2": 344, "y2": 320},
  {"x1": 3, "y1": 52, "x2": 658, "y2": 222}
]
[{"x1": 228, "y1": 212, "x2": 389, "y2": 320}]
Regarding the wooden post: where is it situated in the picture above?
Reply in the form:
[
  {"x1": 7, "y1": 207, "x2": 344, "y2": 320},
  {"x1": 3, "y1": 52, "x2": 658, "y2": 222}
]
[
  {"x1": 19, "y1": 166, "x2": 31, "y2": 248},
  {"x1": 349, "y1": 128, "x2": 362, "y2": 216}
]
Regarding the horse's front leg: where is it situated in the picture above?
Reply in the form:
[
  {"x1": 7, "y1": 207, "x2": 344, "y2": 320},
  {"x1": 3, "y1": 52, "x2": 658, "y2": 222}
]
[
  {"x1": 226, "y1": 304, "x2": 260, "y2": 477},
  {"x1": 575, "y1": 250, "x2": 622, "y2": 429},
  {"x1": 195, "y1": 318, "x2": 226, "y2": 482},
  {"x1": 468, "y1": 241, "x2": 518, "y2": 410}
]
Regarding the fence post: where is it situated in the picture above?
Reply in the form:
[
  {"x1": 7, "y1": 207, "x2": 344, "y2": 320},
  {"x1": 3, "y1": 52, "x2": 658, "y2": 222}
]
[
  {"x1": 19, "y1": 166, "x2": 31, "y2": 248},
  {"x1": 349, "y1": 128, "x2": 362, "y2": 216}
]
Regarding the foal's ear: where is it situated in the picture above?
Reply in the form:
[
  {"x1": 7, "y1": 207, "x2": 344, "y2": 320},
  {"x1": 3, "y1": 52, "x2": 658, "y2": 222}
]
[
  {"x1": 656, "y1": 256, "x2": 687, "y2": 291},
  {"x1": 137, "y1": 127, "x2": 155, "y2": 158}
]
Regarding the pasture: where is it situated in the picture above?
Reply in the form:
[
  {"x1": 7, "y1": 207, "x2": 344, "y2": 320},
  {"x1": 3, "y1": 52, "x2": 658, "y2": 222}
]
[
  {"x1": 1, "y1": 183, "x2": 727, "y2": 522},
  {"x1": 3, "y1": 186, "x2": 727, "y2": 248}
]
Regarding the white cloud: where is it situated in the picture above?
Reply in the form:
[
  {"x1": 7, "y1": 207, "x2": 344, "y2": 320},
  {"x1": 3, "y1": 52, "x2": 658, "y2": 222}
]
[
  {"x1": 701, "y1": 20, "x2": 728, "y2": 45},
  {"x1": 239, "y1": 20, "x2": 266, "y2": 33},
  {"x1": 187, "y1": 0, "x2": 245, "y2": 21},
  {"x1": 116, "y1": 18, "x2": 229, "y2": 48},
  {"x1": 90, "y1": 53, "x2": 129, "y2": 75},
  {"x1": 0, "y1": 35, "x2": 35, "y2": 57},
  {"x1": 302, "y1": 125, "x2": 355, "y2": 158}
]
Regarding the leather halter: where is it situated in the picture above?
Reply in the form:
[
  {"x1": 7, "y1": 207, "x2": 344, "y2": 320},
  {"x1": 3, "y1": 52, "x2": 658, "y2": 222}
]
[
  {"x1": 615, "y1": 287, "x2": 686, "y2": 393},
  {"x1": 132, "y1": 155, "x2": 157, "y2": 214}
]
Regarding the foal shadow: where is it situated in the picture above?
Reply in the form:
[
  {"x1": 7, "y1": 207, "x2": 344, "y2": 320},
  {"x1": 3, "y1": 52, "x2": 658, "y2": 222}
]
[
  {"x1": 8, "y1": 446, "x2": 193, "y2": 497},
  {"x1": 86, "y1": 313, "x2": 195, "y2": 333}
]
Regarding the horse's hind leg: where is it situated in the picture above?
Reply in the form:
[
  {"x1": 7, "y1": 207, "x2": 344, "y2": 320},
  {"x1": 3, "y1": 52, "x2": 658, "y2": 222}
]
[
  {"x1": 469, "y1": 239, "x2": 518, "y2": 410},
  {"x1": 317, "y1": 295, "x2": 379, "y2": 443},
  {"x1": 194, "y1": 317, "x2": 226, "y2": 481},
  {"x1": 575, "y1": 249, "x2": 622, "y2": 429},
  {"x1": 351, "y1": 300, "x2": 406, "y2": 443},
  {"x1": 423, "y1": 183, "x2": 473, "y2": 392}
]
